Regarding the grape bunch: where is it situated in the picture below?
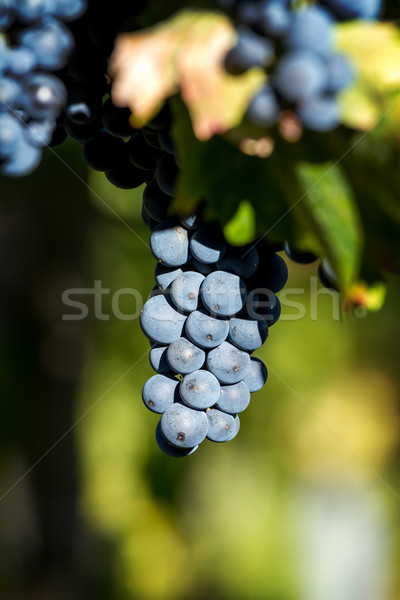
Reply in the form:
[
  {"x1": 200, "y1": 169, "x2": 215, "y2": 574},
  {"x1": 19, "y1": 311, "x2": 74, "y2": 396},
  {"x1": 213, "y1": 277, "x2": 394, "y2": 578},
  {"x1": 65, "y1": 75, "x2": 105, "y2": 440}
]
[
  {"x1": 0, "y1": 0, "x2": 88, "y2": 176},
  {"x1": 221, "y1": 0, "x2": 380, "y2": 132},
  {"x1": 140, "y1": 185, "x2": 288, "y2": 456}
]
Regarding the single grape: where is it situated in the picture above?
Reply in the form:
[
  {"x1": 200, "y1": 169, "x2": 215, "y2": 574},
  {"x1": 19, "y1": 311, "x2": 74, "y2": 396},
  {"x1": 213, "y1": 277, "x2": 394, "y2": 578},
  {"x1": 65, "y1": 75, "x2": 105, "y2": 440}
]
[
  {"x1": 155, "y1": 421, "x2": 198, "y2": 457},
  {"x1": 201, "y1": 270, "x2": 247, "y2": 318},
  {"x1": 228, "y1": 317, "x2": 268, "y2": 351},
  {"x1": 216, "y1": 244, "x2": 259, "y2": 279},
  {"x1": 190, "y1": 224, "x2": 227, "y2": 264},
  {"x1": 155, "y1": 154, "x2": 178, "y2": 196},
  {"x1": 83, "y1": 131, "x2": 127, "y2": 171},
  {"x1": 142, "y1": 374, "x2": 179, "y2": 413},
  {"x1": 154, "y1": 263, "x2": 184, "y2": 290},
  {"x1": 274, "y1": 49, "x2": 328, "y2": 102},
  {"x1": 224, "y1": 27, "x2": 274, "y2": 74},
  {"x1": 248, "y1": 249, "x2": 288, "y2": 293},
  {"x1": 180, "y1": 369, "x2": 221, "y2": 409},
  {"x1": 185, "y1": 309, "x2": 229, "y2": 349},
  {"x1": 170, "y1": 271, "x2": 205, "y2": 312},
  {"x1": 140, "y1": 294, "x2": 186, "y2": 344},
  {"x1": 259, "y1": 0, "x2": 292, "y2": 37},
  {"x1": 247, "y1": 85, "x2": 280, "y2": 128},
  {"x1": 206, "y1": 409, "x2": 240, "y2": 443},
  {"x1": 0, "y1": 113, "x2": 23, "y2": 158},
  {"x1": 149, "y1": 344, "x2": 173, "y2": 375},
  {"x1": 1, "y1": 138, "x2": 41, "y2": 176},
  {"x1": 142, "y1": 180, "x2": 171, "y2": 222},
  {"x1": 166, "y1": 337, "x2": 205, "y2": 374},
  {"x1": 207, "y1": 341, "x2": 251, "y2": 384},
  {"x1": 249, "y1": 291, "x2": 281, "y2": 326},
  {"x1": 24, "y1": 119, "x2": 55, "y2": 147},
  {"x1": 243, "y1": 356, "x2": 268, "y2": 392},
  {"x1": 216, "y1": 381, "x2": 250, "y2": 414},
  {"x1": 127, "y1": 132, "x2": 160, "y2": 171},
  {"x1": 150, "y1": 220, "x2": 189, "y2": 267},
  {"x1": 25, "y1": 73, "x2": 67, "y2": 120},
  {"x1": 105, "y1": 159, "x2": 149, "y2": 189},
  {"x1": 190, "y1": 258, "x2": 215, "y2": 275},
  {"x1": 285, "y1": 6, "x2": 333, "y2": 54},
  {"x1": 325, "y1": 54, "x2": 354, "y2": 93},
  {"x1": 101, "y1": 98, "x2": 133, "y2": 138},
  {"x1": 161, "y1": 402, "x2": 209, "y2": 448},
  {"x1": 20, "y1": 17, "x2": 74, "y2": 70},
  {"x1": 284, "y1": 241, "x2": 317, "y2": 264},
  {"x1": 297, "y1": 96, "x2": 339, "y2": 132}
]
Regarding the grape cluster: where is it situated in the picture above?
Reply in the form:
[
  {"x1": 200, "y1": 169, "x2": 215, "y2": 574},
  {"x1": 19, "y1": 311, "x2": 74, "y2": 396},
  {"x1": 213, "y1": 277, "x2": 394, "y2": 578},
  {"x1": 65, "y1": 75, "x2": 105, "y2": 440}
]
[
  {"x1": 0, "y1": 0, "x2": 88, "y2": 176},
  {"x1": 221, "y1": 0, "x2": 379, "y2": 132},
  {"x1": 140, "y1": 181, "x2": 288, "y2": 456}
]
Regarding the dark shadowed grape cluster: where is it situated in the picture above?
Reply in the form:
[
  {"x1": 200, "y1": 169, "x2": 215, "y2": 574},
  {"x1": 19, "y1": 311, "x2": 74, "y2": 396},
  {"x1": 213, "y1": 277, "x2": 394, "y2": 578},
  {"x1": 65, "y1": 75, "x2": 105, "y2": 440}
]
[{"x1": 221, "y1": 0, "x2": 381, "y2": 132}]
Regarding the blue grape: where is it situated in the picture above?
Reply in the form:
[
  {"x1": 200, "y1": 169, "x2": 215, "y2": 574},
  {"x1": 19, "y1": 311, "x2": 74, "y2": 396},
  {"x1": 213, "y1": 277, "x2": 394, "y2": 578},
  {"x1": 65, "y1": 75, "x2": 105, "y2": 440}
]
[
  {"x1": 0, "y1": 113, "x2": 23, "y2": 158},
  {"x1": 318, "y1": 257, "x2": 339, "y2": 291},
  {"x1": 216, "y1": 381, "x2": 250, "y2": 414},
  {"x1": 247, "y1": 85, "x2": 279, "y2": 128},
  {"x1": 150, "y1": 220, "x2": 189, "y2": 267},
  {"x1": 243, "y1": 357, "x2": 268, "y2": 392},
  {"x1": 5, "y1": 46, "x2": 37, "y2": 76},
  {"x1": 250, "y1": 291, "x2": 281, "y2": 326},
  {"x1": 228, "y1": 317, "x2": 268, "y2": 351},
  {"x1": 206, "y1": 409, "x2": 240, "y2": 443},
  {"x1": 225, "y1": 27, "x2": 274, "y2": 74},
  {"x1": 160, "y1": 402, "x2": 209, "y2": 448},
  {"x1": 166, "y1": 337, "x2": 205, "y2": 374},
  {"x1": 216, "y1": 244, "x2": 259, "y2": 279},
  {"x1": 201, "y1": 270, "x2": 247, "y2": 317},
  {"x1": 285, "y1": 6, "x2": 333, "y2": 54},
  {"x1": 185, "y1": 309, "x2": 229, "y2": 349},
  {"x1": 142, "y1": 180, "x2": 171, "y2": 222},
  {"x1": 180, "y1": 213, "x2": 200, "y2": 230},
  {"x1": 249, "y1": 250, "x2": 288, "y2": 293},
  {"x1": 154, "y1": 263, "x2": 184, "y2": 290},
  {"x1": 158, "y1": 128, "x2": 175, "y2": 154},
  {"x1": 155, "y1": 421, "x2": 198, "y2": 457},
  {"x1": 190, "y1": 258, "x2": 215, "y2": 275},
  {"x1": 83, "y1": 131, "x2": 126, "y2": 171},
  {"x1": 274, "y1": 50, "x2": 328, "y2": 102},
  {"x1": 142, "y1": 374, "x2": 179, "y2": 413},
  {"x1": 15, "y1": 0, "x2": 56, "y2": 23},
  {"x1": 20, "y1": 18, "x2": 74, "y2": 70},
  {"x1": 0, "y1": 78, "x2": 22, "y2": 111},
  {"x1": 0, "y1": 1, "x2": 15, "y2": 29},
  {"x1": 105, "y1": 160, "x2": 149, "y2": 189},
  {"x1": 154, "y1": 154, "x2": 178, "y2": 196},
  {"x1": 325, "y1": 54, "x2": 354, "y2": 93},
  {"x1": 206, "y1": 341, "x2": 251, "y2": 384},
  {"x1": 25, "y1": 73, "x2": 67, "y2": 120},
  {"x1": 190, "y1": 224, "x2": 227, "y2": 264},
  {"x1": 170, "y1": 271, "x2": 204, "y2": 312},
  {"x1": 149, "y1": 344, "x2": 173, "y2": 375},
  {"x1": 259, "y1": 0, "x2": 292, "y2": 37},
  {"x1": 101, "y1": 99, "x2": 133, "y2": 138},
  {"x1": 284, "y1": 241, "x2": 317, "y2": 264},
  {"x1": 1, "y1": 137, "x2": 41, "y2": 176},
  {"x1": 140, "y1": 294, "x2": 186, "y2": 344},
  {"x1": 180, "y1": 369, "x2": 221, "y2": 409},
  {"x1": 297, "y1": 95, "x2": 339, "y2": 132},
  {"x1": 52, "y1": 0, "x2": 87, "y2": 20},
  {"x1": 321, "y1": 0, "x2": 382, "y2": 20},
  {"x1": 24, "y1": 118, "x2": 55, "y2": 147}
]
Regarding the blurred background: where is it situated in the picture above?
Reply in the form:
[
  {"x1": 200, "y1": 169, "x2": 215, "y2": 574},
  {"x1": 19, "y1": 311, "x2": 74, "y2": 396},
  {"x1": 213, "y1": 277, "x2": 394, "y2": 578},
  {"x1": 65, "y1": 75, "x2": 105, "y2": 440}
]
[{"x1": 0, "y1": 138, "x2": 399, "y2": 600}]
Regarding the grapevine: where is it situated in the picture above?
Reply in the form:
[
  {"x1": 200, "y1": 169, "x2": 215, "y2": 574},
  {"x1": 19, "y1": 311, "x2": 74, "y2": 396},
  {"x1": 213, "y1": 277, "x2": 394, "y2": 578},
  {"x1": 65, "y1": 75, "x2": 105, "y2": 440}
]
[{"x1": 1, "y1": 0, "x2": 399, "y2": 457}]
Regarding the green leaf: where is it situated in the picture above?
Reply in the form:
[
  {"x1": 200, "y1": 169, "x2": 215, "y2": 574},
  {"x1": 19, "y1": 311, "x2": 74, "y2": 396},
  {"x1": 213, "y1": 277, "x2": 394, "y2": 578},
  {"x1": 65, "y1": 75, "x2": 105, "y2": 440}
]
[
  {"x1": 296, "y1": 162, "x2": 363, "y2": 291},
  {"x1": 223, "y1": 200, "x2": 256, "y2": 246}
]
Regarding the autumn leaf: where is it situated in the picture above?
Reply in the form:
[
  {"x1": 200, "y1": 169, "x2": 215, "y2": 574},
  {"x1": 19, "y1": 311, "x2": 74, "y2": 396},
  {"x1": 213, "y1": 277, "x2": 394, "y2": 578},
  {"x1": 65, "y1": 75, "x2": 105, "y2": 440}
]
[{"x1": 110, "y1": 10, "x2": 265, "y2": 140}]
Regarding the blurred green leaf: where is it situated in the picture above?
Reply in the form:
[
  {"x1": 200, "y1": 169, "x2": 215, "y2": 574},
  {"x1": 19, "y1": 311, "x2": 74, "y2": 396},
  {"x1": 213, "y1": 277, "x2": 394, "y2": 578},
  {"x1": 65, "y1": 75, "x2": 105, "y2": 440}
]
[
  {"x1": 296, "y1": 162, "x2": 363, "y2": 291},
  {"x1": 223, "y1": 200, "x2": 256, "y2": 246}
]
